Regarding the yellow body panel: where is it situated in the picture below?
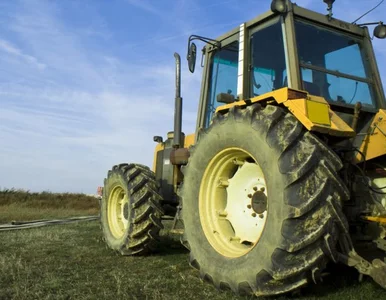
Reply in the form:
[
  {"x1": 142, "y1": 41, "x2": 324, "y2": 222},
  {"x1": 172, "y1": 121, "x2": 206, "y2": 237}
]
[
  {"x1": 362, "y1": 216, "x2": 386, "y2": 225},
  {"x1": 152, "y1": 143, "x2": 165, "y2": 172},
  {"x1": 216, "y1": 87, "x2": 355, "y2": 137},
  {"x1": 356, "y1": 110, "x2": 386, "y2": 163},
  {"x1": 215, "y1": 87, "x2": 301, "y2": 112},
  {"x1": 184, "y1": 134, "x2": 195, "y2": 148},
  {"x1": 306, "y1": 98, "x2": 331, "y2": 126}
]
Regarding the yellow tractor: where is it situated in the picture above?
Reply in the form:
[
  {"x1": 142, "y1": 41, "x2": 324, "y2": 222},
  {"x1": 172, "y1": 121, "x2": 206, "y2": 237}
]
[{"x1": 100, "y1": 0, "x2": 386, "y2": 296}]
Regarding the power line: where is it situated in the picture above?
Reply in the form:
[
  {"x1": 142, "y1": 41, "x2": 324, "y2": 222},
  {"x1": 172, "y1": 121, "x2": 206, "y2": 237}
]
[{"x1": 352, "y1": 0, "x2": 384, "y2": 24}]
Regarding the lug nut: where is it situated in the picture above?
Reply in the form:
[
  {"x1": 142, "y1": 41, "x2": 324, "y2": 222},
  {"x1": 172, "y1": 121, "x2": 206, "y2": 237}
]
[
  {"x1": 247, "y1": 204, "x2": 252, "y2": 209},
  {"x1": 218, "y1": 179, "x2": 229, "y2": 187},
  {"x1": 233, "y1": 159, "x2": 245, "y2": 166},
  {"x1": 253, "y1": 186, "x2": 258, "y2": 191},
  {"x1": 248, "y1": 193, "x2": 253, "y2": 198},
  {"x1": 260, "y1": 187, "x2": 265, "y2": 192},
  {"x1": 252, "y1": 213, "x2": 257, "y2": 217},
  {"x1": 259, "y1": 214, "x2": 264, "y2": 219}
]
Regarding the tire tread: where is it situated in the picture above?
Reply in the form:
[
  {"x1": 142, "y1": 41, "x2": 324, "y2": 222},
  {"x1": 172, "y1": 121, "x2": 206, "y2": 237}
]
[
  {"x1": 181, "y1": 104, "x2": 349, "y2": 296},
  {"x1": 101, "y1": 163, "x2": 164, "y2": 256}
]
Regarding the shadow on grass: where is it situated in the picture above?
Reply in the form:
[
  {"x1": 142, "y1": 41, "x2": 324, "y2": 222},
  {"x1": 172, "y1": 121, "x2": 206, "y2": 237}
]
[
  {"x1": 154, "y1": 234, "x2": 189, "y2": 256},
  {"x1": 151, "y1": 237, "x2": 384, "y2": 299},
  {"x1": 299, "y1": 263, "x2": 377, "y2": 298}
]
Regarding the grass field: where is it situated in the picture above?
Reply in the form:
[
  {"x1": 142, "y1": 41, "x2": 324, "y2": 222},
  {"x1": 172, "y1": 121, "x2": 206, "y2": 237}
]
[{"x1": 0, "y1": 190, "x2": 385, "y2": 299}]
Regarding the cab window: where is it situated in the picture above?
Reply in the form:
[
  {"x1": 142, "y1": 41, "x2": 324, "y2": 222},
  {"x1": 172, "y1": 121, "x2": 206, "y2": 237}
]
[
  {"x1": 250, "y1": 19, "x2": 287, "y2": 97},
  {"x1": 295, "y1": 19, "x2": 375, "y2": 108},
  {"x1": 205, "y1": 41, "x2": 239, "y2": 127}
]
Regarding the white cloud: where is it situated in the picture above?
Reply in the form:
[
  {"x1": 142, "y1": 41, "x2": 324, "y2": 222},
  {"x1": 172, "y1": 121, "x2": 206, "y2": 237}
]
[
  {"x1": 125, "y1": 0, "x2": 161, "y2": 16},
  {"x1": 0, "y1": 38, "x2": 46, "y2": 70}
]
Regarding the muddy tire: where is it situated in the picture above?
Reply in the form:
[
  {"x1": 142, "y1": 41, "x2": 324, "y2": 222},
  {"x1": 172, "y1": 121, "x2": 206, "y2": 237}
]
[
  {"x1": 101, "y1": 163, "x2": 164, "y2": 255},
  {"x1": 180, "y1": 104, "x2": 349, "y2": 296}
]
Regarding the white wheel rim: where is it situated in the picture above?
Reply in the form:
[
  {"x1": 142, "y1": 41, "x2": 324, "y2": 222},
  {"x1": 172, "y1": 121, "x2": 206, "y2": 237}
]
[
  {"x1": 108, "y1": 185, "x2": 129, "y2": 239},
  {"x1": 199, "y1": 147, "x2": 268, "y2": 258}
]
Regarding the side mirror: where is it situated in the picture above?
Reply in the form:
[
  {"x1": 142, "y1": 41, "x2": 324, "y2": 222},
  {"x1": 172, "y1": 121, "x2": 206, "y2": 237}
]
[
  {"x1": 374, "y1": 23, "x2": 386, "y2": 39},
  {"x1": 187, "y1": 42, "x2": 197, "y2": 73}
]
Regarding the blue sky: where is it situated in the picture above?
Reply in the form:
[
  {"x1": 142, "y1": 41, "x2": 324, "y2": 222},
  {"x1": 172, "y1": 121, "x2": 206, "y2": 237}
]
[{"x1": 0, "y1": 0, "x2": 385, "y2": 194}]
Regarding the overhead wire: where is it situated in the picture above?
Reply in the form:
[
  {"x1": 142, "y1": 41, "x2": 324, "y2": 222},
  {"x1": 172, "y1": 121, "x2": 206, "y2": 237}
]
[{"x1": 352, "y1": 0, "x2": 384, "y2": 24}]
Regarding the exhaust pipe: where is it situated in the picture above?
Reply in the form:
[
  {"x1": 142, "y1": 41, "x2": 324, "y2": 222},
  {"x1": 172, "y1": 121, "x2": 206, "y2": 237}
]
[
  {"x1": 173, "y1": 53, "x2": 183, "y2": 148},
  {"x1": 170, "y1": 52, "x2": 190, "y2": 166}
]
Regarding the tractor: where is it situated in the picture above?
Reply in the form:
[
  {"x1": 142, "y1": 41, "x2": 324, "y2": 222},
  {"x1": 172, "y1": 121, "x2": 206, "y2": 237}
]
[{"x1": 99, "y1": 0, "x2": 386, "y2": 296}]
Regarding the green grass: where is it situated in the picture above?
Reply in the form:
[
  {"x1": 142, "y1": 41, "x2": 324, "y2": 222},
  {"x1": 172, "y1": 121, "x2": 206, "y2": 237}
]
[{"x1": 0, "y1": 190, "x2": 385, "y2": 299}]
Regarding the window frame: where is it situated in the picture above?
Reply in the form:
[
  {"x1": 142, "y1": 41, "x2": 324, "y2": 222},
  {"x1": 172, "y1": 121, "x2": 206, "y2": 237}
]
[{"x1": 292, "y1": 16, "x2": 382, "y2": 111}]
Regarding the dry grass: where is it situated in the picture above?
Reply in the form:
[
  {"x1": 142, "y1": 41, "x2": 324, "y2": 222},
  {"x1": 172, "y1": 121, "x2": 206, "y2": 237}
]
[
  {"x1": 0, "y1": 189, "x2": 99, "y2": 223},
  {"x1": 0, "y1": 190, "x2": 385, "y2": 299}
]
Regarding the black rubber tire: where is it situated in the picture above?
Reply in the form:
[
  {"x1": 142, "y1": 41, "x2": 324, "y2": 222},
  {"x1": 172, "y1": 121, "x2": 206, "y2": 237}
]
[
  {"x1": 180, "y1": 104, "x2": 349, "y2": 296},
  {"x1": 101, "y1": 163, "x2": 164, "y2": 255}
]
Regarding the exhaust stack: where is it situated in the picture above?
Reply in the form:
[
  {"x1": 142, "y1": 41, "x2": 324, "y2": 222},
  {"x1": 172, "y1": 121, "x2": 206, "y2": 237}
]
[{"x1": 173, "y1": 53, "x2": 183, "y2": 148}]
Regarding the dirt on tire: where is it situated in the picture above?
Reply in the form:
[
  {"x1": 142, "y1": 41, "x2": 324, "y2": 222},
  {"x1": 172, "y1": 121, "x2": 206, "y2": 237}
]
[{"x1": 180, "y1": 104, "x2": 349, "y2": 296}]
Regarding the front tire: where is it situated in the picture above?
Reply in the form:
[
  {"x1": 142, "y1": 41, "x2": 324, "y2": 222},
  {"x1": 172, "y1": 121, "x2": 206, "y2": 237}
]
[
  {"x1": 101, "y1": 163, "x2": 164, "y2": 255},
  {"x1": 181, "y1": 104, "x2": 349, "y2": 296}
]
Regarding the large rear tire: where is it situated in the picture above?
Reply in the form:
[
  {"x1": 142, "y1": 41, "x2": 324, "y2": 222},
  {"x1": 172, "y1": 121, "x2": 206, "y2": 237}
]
[
  {"x1": 180, "y1": 104, "x2": 349, "y2": 296},
  {"x1": 101, "y1": 163, "x2": 164, "y2": 255}
]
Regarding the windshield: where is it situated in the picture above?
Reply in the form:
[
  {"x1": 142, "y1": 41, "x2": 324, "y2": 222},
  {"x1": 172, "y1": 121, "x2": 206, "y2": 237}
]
[{"x1": 294, "y1": 19, "x2": 375, "y2": 108}]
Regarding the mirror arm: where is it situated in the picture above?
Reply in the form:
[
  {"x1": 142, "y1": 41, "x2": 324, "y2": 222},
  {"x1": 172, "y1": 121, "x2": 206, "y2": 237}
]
[
  {"x1": 357, "y1": 21, "x2": 383, "y2": 27},
  {"x1": 187, "y1": 34, "x2": 220, "y2": 60}
]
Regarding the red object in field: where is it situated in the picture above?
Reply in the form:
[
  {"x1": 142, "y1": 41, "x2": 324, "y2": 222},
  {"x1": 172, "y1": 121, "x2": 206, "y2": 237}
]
[{"x1": 97, "y1": 186, "x2": 103, "y2": 197}]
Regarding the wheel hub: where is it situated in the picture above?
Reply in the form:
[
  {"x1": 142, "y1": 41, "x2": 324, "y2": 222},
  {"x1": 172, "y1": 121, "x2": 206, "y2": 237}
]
[
  {"x1": 225, "y1": 161, "x2": 268, "y2": 244},
  {"x1": 199, "y1": 148, "x2": 269, "y2": 258},
  {"x1": 251, "y1": 190, "x2": 267, "y2": 214},
  {"x1": 108, "y1": 186, "x2": 129, "y2": 239}
]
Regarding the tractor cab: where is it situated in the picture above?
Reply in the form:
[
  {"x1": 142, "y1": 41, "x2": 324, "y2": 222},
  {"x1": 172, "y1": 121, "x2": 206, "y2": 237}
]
[{"x1": 189, "y1": 0, "x2": 386, "y2": 132}]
